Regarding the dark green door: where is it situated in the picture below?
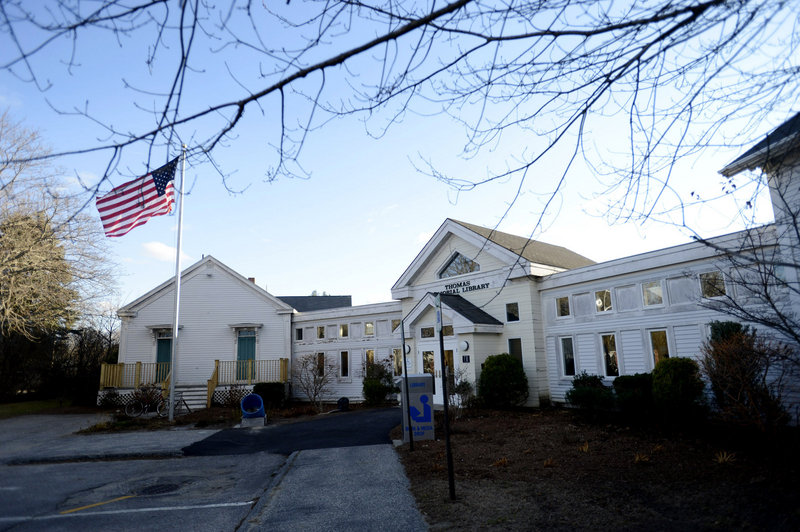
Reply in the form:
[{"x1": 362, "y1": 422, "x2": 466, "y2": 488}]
[
  {"x1": 237, "y1": 330, "x2": 256, "y2": 380},
  {"x1": 156, "y1": 337, "x2": 172, "y2": 381}
]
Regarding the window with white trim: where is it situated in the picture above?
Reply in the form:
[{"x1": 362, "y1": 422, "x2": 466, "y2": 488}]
[
  {"x1": 642, "y1": 281, "x2": 664, "y2": 306},
  {"x1": 595, "y1": 290, "x2": 613, "y2": 313},
  {"x1": 600, "y1": 333, "x2": 619, "y2": 377},
  {"x1": 339, "y1": 324, "x2": 349, "y2": 338},
  {"x1": 365, "y1": 349, "x2": 375, "y2": 366},
  {"x1": 559, "y1": 337, "x2": 576, "y2": 376},
  {"x1": 649, "y1": 329, "x2": 670, "y2": 367},
  {"x1": 364, "y1": 322, "x2": 375, "y2": 337},
  {"x1": 316, "y1": 326, "x2": 325, "y2": 339},
  {"x1": 700, "y1": 271, "x2": 727, "y2": 298},
  {"x1": 295, "y1": 328, "x2": 303, "y2": 341},
  {"x1": 439, "y1": 252, "x2": 480, "y2": 279},
  {"x1": 340, "y1": 351, "x2": 349, "y2": 378},
  {"x1": 506, "y1": 302, "x2": 520, "y2": 322},
  {"x1": 556, "y1": 296, "x2": 571, "y2": 317},
  {"x1": 392, "y1": 348, "x2": 403, "y2": 376}
]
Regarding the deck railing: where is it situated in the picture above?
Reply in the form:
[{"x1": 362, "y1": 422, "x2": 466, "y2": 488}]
[
  {"x1": 216, "y1": 359, "x2": 289, "y2": 385},
  {"x1": 99, "y1": 362, "x2": 170, "y2": 389},
  {"x1": 207, "y1": 358, "x2": 289, "y2": 407}
]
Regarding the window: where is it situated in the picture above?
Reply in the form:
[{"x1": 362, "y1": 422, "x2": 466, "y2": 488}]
[
  {"x1": 642, "y1": 281, "x2": 664, "y2": 306},
  {"x1": 316, "y1": 326, "x2": 325, "y2": 339},
  {"x1": 506, "y1": 302, "x2": 520, "y2": 322},
  {"x1": 556, "y1": 296, "x2": 571, "y2": 317},
  {"x1": 340, "y1": 351, "x2": 349, "y2": 378},
  {"x1": 391, "y1": 319, "x2": 401, "y2": 332},
  {"x1": 365, "y1": 349, "x2": 375, "y2": 366},
  {"x1": 295, "y1": 328, "x2": 303, "y2": 341},
  {"x1": 392, "y1": 348, "x2": 403, "y2": 376},
  {"x1": 600, "y1": 334, "x2": 619, "y2": 377},
  {"x1": 364, "y1": 322, "x2": 375, "y2": 336},
  {"x1": 649, "y1": 330, "x2": 670, "y2": 367},
  {"x1": 339, "y1": 324, "x2": 349, "y2": 338},
  {"x1": 442, "y1": 325, "x2": 454, "y2": 336},
  {"x1": 595, "y1": 290, "x2": 613, "y2": 312},
  {"x1": 316, "y1": 352, "x2": 325, "y2": 376},
  {"x1": 700, "y1": 271, "x2": 727, "y2": 298},
  {"x1": 439, "y1": 252, "x2": 480, "y2": 279},
  {"x1": 420, "y1": 327, "x2": 435, "y2": 338},
  {"x1": 560, "y1": 337, "x2": 576, "y2": 376},
  {"x1": 508, "y1": 338, "x2": 523, "y2": 365}
]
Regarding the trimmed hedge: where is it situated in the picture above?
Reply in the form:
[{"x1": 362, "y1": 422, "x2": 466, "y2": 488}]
[{"x1": 652, "y1": 357, "x2": 705, "y2": 424}]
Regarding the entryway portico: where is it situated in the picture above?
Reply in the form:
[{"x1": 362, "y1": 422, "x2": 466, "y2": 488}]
[{"x1": 401, "y1": 292, "x2": 503, "y2": 405}]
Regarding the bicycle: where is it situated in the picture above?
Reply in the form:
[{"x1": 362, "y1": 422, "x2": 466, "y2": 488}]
[
  {"x1": 156, "y1": 392, "x2": 192, "y2": 417},
  {"x1": 124, "y1": 385, "x2": 164, "y2": 417}
]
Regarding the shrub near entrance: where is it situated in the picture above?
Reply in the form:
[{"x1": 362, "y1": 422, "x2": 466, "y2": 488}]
[{"x1": 478, "y1": 353, "x2": 528, "y2": 408}]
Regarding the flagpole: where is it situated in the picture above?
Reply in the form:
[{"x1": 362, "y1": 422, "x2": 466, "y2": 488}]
[{"x1": 168, "y1": 146, "x2": 187, "y2": 421}]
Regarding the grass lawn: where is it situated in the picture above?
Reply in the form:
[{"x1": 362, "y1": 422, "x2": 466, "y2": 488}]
[{"x1": 0, "y1": 399, "x2": 72, "y2": 419}]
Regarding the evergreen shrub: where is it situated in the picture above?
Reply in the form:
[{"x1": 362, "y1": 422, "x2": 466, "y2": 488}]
[
  {"x1": 565, "y1": 371, "x2": 614, "y2": 411},
  {"x1": 652, "y1": 357, "x2": 705, "y2": 424},
  {"x1": 478, "y1": 353, "x2": 529, "y2": 408},
  {"x1": 613, "y1": 372, "x2": 653, "y2": 421}
]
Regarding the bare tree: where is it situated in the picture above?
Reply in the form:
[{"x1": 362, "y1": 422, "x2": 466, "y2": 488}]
[
  {"x1": 292, "y1": 352, "x2": 339, "y2": 412},
  {"x1": 0, "y1": 114, "x2": 116, "y2": 339},
  {"x1": 1, "y1": 0, "x2": 797, "y2": 223},
  {"x1": 694, "y1": 116, "x2": 800, "y2": 368}
]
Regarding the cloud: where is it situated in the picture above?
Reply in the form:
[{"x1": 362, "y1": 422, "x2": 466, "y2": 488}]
[{"x1": 142, "y1": 241, "x2": 192, "y2": 263}]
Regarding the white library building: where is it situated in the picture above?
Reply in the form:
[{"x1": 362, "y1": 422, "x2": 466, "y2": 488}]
[{"x1": 107, "y1": 113, "x2": 800, "y2": 415}]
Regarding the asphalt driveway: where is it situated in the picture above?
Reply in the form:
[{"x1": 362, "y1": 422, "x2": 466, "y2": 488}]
[{"x1": 183, "y1": 407, "x2": 401, "y2": 456}]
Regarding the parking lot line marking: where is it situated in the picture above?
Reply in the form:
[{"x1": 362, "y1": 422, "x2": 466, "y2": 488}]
[
  {"x1": 0, "y1": 501, "x2": 255, "y2": 523},
  {"x1": 60, "y1": 495, "x2": 137, "y2": 514}
]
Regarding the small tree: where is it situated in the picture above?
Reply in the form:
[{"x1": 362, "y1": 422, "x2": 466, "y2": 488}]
[
  {"x1": 362, "y1": 358, "x2": 398, "y2": 406},
  {"x1": 700, "y1": 321, "x2": 789, "y2": 432},
  {"x1": 292, "y1": 353, "x2": 338, "y2": 412},
  {"x1": 478, "y1": 353, "x2": 528, "y2": 409},
  {"x1": 448, "y1": 366, "x2": 475, "y2": 421}
]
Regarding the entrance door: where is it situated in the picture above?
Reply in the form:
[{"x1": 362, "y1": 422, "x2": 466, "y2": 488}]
[
  {"x1": 237, "y1": 330, "x2": 256, "y2": 380},
  {"x1": 418, "y1": 345, "x2": 455, "y2": 405},
  {"x1": 156, "y1": 333, "x2": 172, "y2": 382}
]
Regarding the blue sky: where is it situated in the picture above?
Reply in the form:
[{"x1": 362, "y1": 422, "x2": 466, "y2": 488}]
[{"x1": 0, "y1": 3, "x2": 783, "y2": 306}]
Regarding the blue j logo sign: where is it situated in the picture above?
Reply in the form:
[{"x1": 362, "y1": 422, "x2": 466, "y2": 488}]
[{"x1": 410, "y1": 395, "x2": 432, "y2": 422}]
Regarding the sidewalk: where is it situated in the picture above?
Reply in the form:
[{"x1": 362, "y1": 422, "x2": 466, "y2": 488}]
[{"x1": 245, "y1": 444, "x2": 428, "y2": 532}]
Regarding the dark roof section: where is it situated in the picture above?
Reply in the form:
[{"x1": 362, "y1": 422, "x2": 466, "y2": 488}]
[
  {"x1": 450, "y1": 219, "x2": 596, "y2": 270},
  {"x1": 437, "y1": 293, "x2": 502, "y2": 325},
  {"x1": 277, "y1": 295, "x2": 352, "y2": 312},
  {"x1": 721, "y1": 111, "x2": 800, "y2": 176}
]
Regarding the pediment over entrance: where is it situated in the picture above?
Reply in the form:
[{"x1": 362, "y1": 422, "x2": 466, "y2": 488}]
[{"x1": 402, "y1": 292, "x2": 503, "y2": 337}]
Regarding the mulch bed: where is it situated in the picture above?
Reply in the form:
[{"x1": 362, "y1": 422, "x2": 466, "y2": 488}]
[{"x1": 393, "y1": 408, "x2": 800, "y2": 530}]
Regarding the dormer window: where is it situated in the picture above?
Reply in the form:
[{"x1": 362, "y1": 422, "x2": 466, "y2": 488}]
[{"x1": 439, "y1": 252, "x2": 480, "y2": 279}]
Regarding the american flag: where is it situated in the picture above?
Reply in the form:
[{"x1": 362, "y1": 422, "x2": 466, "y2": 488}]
[{"x1": 96, "y1": 157, "x2": 179, "y2": 237}]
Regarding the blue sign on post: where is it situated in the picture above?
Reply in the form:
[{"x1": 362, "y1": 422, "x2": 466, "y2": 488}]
[{"x1": 401, "y1": 374, "x2": 435, "y2": 442}]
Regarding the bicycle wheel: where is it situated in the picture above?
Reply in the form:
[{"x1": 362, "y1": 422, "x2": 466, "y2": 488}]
[
  {"x1": 156, "y1": 399, "x2": 168, "y2": 417},
  {"x1": 125, "y1": 401, "x2": 143, "y2": 417}
]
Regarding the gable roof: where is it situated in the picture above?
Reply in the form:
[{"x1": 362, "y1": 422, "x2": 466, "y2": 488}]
[
  {"x1": 118, "y1": 255, "x2": 294, "y2": 316},
  {"x1": 450, "y1": 219, "x2": 596, "y2": 270},
  {"x1": 438, "y1": 293, "x2": 502, "y2": 325},
  {"x1": 277, "y1": 295, "x2": 352, "y2": 312},
  {"x1": 720, "y1": 111, "x2": 800, "y2": 177}
]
